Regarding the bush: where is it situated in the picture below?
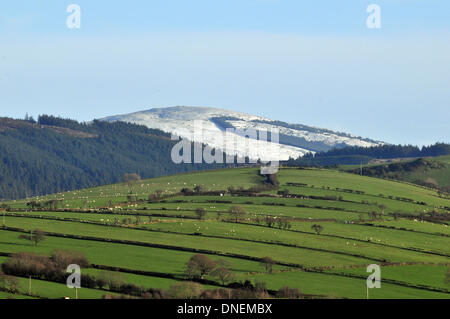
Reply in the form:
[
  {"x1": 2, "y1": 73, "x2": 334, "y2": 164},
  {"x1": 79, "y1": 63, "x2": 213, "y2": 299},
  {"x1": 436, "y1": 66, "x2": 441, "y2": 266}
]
[
  {"x1": 51, "y1": 250, "x2": 89, "y2": 269},
  {"x1": 169, "y1": 282, "x2": 203, "y2": 299},
  {"x1": 2, "y1": 251, "x2": 89, "y2": 284},
  {"x1": 186, "y1": 254, "x2": 217, "y2": 279},
  {"x1": 195, "y1": 208, "x2": 207, "y2": 220},
  {"x1": 276, "y1": 286, "x2": 302, "y2": 299},
  {"x1": 259, "y1": 257, "x2": 275, "y2": 273}
]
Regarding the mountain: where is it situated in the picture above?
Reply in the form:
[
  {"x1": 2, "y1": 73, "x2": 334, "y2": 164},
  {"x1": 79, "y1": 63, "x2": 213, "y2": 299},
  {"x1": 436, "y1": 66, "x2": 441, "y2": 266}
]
[
  {"x1": 0, "y1": 107, "x2": 385, "y2": 200},
  {"x1": 101, "y1": 106, "x2": 383, "y2": 161},
  {"x1": 0, "y1": 116, "x2": 229, "y2": 200}
]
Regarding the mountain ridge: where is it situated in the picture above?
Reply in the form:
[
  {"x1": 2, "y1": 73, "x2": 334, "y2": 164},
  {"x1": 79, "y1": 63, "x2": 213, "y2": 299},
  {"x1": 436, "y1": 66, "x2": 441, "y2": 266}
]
[{"x1": 101, "y1": 106, "x2": 384, "y2": 160}]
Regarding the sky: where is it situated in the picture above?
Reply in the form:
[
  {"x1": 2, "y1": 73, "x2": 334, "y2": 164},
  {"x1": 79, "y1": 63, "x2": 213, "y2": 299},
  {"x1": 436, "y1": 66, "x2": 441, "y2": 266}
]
[{"x1": 0, "y1": 0, "x2": 449, "y2": 146}]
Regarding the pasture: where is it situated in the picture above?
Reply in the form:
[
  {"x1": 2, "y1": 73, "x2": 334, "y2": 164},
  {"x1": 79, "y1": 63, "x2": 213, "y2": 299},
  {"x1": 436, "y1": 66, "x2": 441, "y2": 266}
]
[{"x1": 1, "y1": 167, "x2": 448, "y2": 299}]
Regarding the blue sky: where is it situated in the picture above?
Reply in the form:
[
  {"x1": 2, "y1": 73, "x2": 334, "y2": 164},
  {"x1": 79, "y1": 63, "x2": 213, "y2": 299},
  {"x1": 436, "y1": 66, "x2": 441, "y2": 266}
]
[{"x1": 0, "y1": 1, "x2": 449, "y2": 145}]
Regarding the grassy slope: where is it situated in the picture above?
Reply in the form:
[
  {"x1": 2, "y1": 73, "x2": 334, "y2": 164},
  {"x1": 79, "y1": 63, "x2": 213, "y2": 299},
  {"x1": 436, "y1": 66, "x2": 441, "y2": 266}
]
[
  {"x1": 328, "y1": 264, "x2": 449, "y2": 290},
  {"x1": 2, "y1": 217, "x2": 371, "y2": 267},
  {"x1": 247, "y1": 270, "x2": 449, "y2": 299},
  {"x1": 1, "y1": 167, "x2": 449, "y2": 299},
  {"x1": 277, "y1": 168, "x2": 447, "y2": 208},
  {"x1": 15, "y1": 277, "x2": 118, "y2": 299},
  {"x1": 342, "y1": 155, "x2": 450, "y2": 188}
]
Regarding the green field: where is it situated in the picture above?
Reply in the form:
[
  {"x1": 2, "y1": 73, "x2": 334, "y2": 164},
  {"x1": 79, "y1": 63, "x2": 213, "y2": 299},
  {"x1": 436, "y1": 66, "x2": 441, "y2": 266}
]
[
  {"x1": 342, "y1": 155, "x2": 450, "y2": 189},
  {"x1": 1, "y1": 167, "x2": 449, "y2": 299}
]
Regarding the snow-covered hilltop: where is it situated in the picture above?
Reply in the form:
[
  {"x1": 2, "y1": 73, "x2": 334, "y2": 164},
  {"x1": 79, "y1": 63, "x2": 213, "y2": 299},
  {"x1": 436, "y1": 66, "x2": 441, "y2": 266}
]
[{"x1": 101, "y1": 106, "x2": 383, "y2": 161}]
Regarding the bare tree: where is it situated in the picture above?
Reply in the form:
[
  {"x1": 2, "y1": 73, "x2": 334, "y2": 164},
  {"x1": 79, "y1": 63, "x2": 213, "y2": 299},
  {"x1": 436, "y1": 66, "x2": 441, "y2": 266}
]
[
  {"x1": 276, "y1": 286, "x2": 302, "y2": 299},
  {"x1": 254, "y1": 280, "x2": 269, "y2": 298},
  {"x1": 169, "y1": 282, "x2": 203, "y2": 299},
  {"x1": 311, "y1": 224, "x2": 323, "y2": 235},
  {"x1": 98, "y1": 271, "x2": 126, "y2": 291},
  {"x1": 211, "y1": 259, "x2": 235, "y2": 285},
  {"x1": 149, "y1": 189, "x2": 164, "y2": 202},
  {"x1": 123, "y1": 173, "x2": 141, "y2": 194},
  {"x1": 369, "y1": 211, "x2": 377, "y2": 221},
  {"x1": 393, "y1": 212, "x2": 400, "y2": 221},
  {"x1": 211, "y1": 267, "x2": 236, "y2": 286},
  {"x1": 259, "y1": 256, "x2": 275, "y2": 274},
  {"x1": 186, "y1": 254, "x2": 217, "y2": 279},
  {"x1": 228, "y1": 205, "x2": 247, "y2": 223},
  {"x1": 32, "y1": 229, "x2": 46, "y2": 246},
  {"x1": 194, "y1": 185, "x2": 205, "y2": 193},
  {"x1": 50, "y1": 249, "x2": 89, "y2": 269},
  {"x1": 155, "y1": 189, "x2": 163, "y2": 198},
  {"x1": 0, "y1": 273, "x2": 20, "y2": 293},
  {"x1": 195, "y1": 208, "x2": 207, "y2": 220}
]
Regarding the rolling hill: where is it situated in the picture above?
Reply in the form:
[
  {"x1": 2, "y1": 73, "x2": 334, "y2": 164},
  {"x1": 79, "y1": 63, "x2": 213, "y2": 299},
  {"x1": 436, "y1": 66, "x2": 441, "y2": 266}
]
[
  {"x1": 342, "y1": 156, "x2": 450, "y2": 192},
  {"x1": 0, "y1": 116, "x2": 229, "y2": 200},
  {"x1": 1, "y1": 167, "x2": 448, "y2": 299}
]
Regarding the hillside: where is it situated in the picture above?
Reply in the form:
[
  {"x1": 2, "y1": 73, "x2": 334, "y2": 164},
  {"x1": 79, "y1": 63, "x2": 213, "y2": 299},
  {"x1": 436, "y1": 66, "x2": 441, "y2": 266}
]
[
  {"x1": 0, "y1": 116, "x2": 229, "y2": 200},
  {"x1": 1, "y1": 167, "x2": 449, "y2": 299},
  {"x1": 342, "y1": 156, "x2": 450, "y2": 192},
  {"x1": 101, "y1": 106, "x2": 383, "y2": 160},
  {"x1": 285, "y1": 143, "x2": 450, "y2": 166}
]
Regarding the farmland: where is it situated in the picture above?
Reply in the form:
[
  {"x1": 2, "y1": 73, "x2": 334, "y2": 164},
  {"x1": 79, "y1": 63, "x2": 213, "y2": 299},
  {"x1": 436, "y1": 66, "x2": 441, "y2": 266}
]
[{"x1": 0, "y1": 167, "x2": 449, "y2": 299}]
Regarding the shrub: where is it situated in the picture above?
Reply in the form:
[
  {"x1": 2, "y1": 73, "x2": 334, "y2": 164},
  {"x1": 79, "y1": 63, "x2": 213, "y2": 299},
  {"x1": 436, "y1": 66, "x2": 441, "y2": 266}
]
[
  {"x1": 259, "y1": 257, "x2": 275, "y2": 273},
  {"x1": 169, "y1": 282, "x2": 203, "y2": 299},
  {"x1": 276, "y1": 286, "x2": 302, "y2": 299},
  {"x1": 186, "y1": 254, "x2": 217, "y2": 279}
]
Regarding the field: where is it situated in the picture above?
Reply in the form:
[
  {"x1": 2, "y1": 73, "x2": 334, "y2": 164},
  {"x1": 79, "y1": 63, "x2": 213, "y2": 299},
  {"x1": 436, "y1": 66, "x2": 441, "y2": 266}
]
[
  {"x1": 342, "y1": 155, "x2": 450, "y2": 189},
  {"x1": 0, "y1": 167, "x2": 449, "y2": 299}
]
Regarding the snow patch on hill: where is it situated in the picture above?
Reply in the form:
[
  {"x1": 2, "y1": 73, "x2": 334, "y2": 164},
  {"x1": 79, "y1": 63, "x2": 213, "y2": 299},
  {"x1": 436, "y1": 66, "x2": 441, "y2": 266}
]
[{"x1": 101, "y1": 106, "x2": 382, "y2": 161}]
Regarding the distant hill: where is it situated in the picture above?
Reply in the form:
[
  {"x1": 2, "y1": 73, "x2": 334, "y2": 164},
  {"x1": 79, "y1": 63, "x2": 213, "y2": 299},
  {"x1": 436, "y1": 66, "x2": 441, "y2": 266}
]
[
  {"x1": 342, "y1": 156, "x2": 450, "y2": 193},
  {"x1": 284, "y1": 143, "x2": 450, "y2": 167},
  {"x1": 101, "y1": 106, "x2": 384, "y2": 160},
  {"x1": 0, "y1": 115, "x2": 230, "y2": 200}
]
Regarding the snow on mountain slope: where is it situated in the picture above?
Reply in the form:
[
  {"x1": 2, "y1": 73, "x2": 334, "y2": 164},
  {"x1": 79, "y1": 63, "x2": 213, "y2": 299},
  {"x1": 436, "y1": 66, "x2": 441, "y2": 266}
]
[
  {"x1": 101, "y1": 106, "x2": 383, "y2": 161},
  {"x1": 227, "y1": 120, "x2": 378, "y2": 148}
]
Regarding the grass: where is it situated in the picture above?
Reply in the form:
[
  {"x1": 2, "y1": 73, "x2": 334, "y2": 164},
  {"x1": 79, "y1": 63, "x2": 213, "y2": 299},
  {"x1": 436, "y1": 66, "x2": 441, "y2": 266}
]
[
  {"x1": 342, "y1": 155, "x2": 450, "y2": 188},
  {"x1": 0, "y1": 290, "x2": 35, "y2": 299},
  {"x1": 6, "y1": 214, "x2": 449, "y2": 265},
  {"x1": 15, "y1": 276, "x2": 116, "y2": 299},
  {"x1": 277, "y1": 168, "x2": 448, "y2": 208},
  {"x1": 2, "y1": 217, "x2": 373, "y2": 267},
  {"x1": 83, "y1": 269, "x2": 182, "y2": 290},
  {"x1": 6, "y1": 168, "x2": 263, "y2": 210},
  {"x1": 327, "y1": 264, "x2": 450, "y2": 291},
  {"x1": 1, "y1": 166, "x2": 449, "y2": 299},
  {"x1": 290, "y1": 221, "x2": 450, "y2": 255},
  {"x1": 0, "y1": 230, "x2": 274, "y2": 276},
  {"x1": 246, "y1": 270, "x2": 450, "y2": 299},
  {"x1": 371, "y1": 219, "x2": 450, "y2": 235}
]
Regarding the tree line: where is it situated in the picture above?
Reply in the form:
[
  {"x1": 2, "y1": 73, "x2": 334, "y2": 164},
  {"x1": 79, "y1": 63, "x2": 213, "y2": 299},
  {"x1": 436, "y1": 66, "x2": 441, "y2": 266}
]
[
  {"x1": 1, "y1": 251, "x2": 303, "y2": 299},
  {"x1": 285, "y1": 143, "x2": 450, "y2": 166},
  {"x1": 0, "y1": 115, "x2": 231, "y2": 200}
]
